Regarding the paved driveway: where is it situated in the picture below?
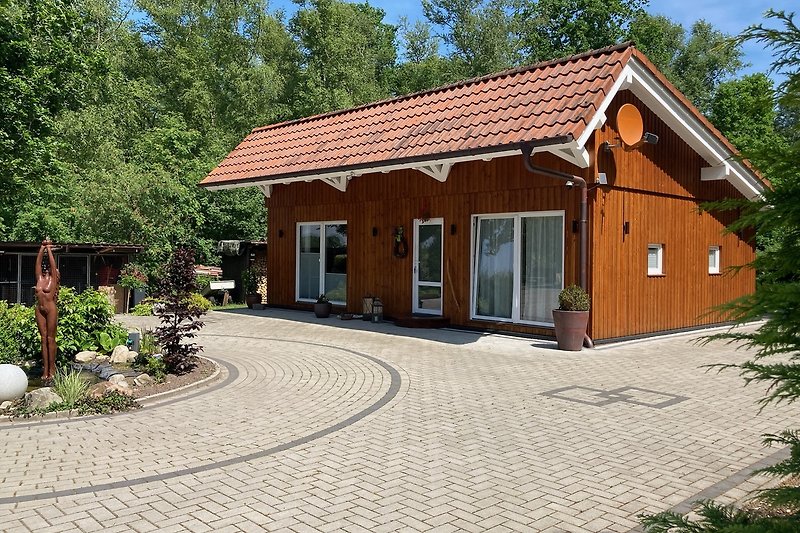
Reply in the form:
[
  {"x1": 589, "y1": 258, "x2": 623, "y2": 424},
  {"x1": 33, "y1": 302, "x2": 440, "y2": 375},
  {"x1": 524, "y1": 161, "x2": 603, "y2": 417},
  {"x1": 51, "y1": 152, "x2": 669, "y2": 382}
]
[{"x1": 0, "y1": 310, "x2": 791, "y2": 532}]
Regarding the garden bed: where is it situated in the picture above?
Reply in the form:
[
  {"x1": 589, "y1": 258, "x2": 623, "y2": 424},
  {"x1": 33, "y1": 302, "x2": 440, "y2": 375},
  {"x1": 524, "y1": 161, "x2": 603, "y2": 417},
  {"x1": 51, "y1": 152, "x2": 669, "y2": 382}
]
[{"x1": 132, "y1": 356, "x2": 217, "y2": 399}]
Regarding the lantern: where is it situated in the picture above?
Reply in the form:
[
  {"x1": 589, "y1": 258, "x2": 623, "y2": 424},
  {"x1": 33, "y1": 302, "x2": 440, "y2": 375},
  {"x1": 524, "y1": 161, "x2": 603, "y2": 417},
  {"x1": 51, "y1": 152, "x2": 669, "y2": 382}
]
[
  {"x1": 371, "y1": 298, "x2": 383, "y2": 323},
  {"x1": 362, "y1": 296, "x2": 374, "y2": 321}
]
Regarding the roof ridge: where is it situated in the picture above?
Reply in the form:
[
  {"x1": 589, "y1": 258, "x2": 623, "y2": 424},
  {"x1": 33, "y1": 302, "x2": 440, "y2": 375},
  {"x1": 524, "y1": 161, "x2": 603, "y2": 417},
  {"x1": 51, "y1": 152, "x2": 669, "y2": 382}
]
[{"x1": 251, "y1": 41, "x2": 636, "y2": 134}]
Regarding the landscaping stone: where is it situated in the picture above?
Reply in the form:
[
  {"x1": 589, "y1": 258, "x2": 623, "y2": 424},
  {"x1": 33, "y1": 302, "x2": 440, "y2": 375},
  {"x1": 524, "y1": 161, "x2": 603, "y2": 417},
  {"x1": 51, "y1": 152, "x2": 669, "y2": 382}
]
[
  {"x1": 87, "y1": 382, "x2": 132, "y2": 398},
  {"x1": 128, "y1": 351, "x2": 139, "y2": 362},
  {"x1": 110, "y1": 346, "x2": 132, "y2": 364},
  {"x1": 0, "y1": 364, "x2": 28, "y2": 402},
  {"x1": 95, "y1": 355, "x2": 109, "y2": 363},
  {"x1": 108, "y1": 375, "x2": 129, "y2": 388},
  {"x1": 25, "y1": 388, "x2": 62, "y2": 410},
  {"x1": 75, "y1": 351, "x2": 98, "y2": 363},
  {"x1": 134, "y1": 374, "x2": 154, "y2": 387},
  {"x1": 0, "y1": 400, "x2": 12, "y2": 411}
]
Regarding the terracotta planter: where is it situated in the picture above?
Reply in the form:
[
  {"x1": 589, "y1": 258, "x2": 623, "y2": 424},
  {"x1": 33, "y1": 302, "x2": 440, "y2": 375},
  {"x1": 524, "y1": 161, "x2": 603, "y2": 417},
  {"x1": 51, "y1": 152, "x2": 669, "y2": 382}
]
[
  {"x1": 552, "y1": 309, "x2": 589, "y2": 351},
  {"x1": 245, "y1": 293, "x2": 262, "y2": 309},
  {"x1": 314, "y1": 302, "x2": 332, "y2": 318}
]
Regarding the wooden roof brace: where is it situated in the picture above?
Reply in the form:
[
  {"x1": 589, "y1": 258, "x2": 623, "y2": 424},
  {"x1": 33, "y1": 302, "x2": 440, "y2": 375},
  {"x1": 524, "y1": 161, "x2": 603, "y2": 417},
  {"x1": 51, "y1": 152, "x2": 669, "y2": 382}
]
[
  {"x1": 323, "y1": 175, "x2": 349, "y2": 192},
  {"x1": 700, "y1": 163, "x2": 731, "y2": 181},
  {"x1": 258, "y1": 184, "x2": 272, "y2": 197},
  {"x1": 416, "y1": 163, "x2": 451, "y2": 182}
]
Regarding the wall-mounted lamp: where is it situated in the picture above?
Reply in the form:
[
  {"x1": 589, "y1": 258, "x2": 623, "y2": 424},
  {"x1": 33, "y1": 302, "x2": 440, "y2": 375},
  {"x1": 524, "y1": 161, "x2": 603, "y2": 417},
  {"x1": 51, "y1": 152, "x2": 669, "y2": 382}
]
[
  {"x1": 450, "y1": 224, "x2": 456, "y2": 235},
  {"x1": 372, "y1": 227, "x2": 378, "y2": 237},
  {"x1": 278, "y1": 229, "x2": 284, "y2": 238},
  {"x1": 596, "y1": 173, "x2": 608, "y2": 185}
]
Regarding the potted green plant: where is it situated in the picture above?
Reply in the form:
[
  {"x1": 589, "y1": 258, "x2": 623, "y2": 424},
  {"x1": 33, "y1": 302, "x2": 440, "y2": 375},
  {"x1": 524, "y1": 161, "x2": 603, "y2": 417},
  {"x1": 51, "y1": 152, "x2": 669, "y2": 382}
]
[
  {"x1": 314, "y1": 294, "x2": 332, "y2": 318},
  {"x1": 241, "y1": 266, "x2": 263, "y2": 309},
  {"x1": 552, "y1": 284, "x2": 590, "y2": 351}
]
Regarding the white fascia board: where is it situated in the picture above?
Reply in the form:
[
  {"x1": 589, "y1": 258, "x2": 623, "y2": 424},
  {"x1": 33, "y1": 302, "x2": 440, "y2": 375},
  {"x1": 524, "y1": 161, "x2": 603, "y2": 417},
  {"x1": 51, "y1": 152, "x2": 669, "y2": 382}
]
[
  {"x1": 575, "y1": 66, "x2": 633, "y2": 149},
  {"x1": 700, "y1": 163, "x2": 731, "y2": 181},
  {"x1": 205, "y1": 147, "x2": 582, "y2": 192},
  {"x1": 625, "y1": 59, "x2": 763, "y2": 199}
]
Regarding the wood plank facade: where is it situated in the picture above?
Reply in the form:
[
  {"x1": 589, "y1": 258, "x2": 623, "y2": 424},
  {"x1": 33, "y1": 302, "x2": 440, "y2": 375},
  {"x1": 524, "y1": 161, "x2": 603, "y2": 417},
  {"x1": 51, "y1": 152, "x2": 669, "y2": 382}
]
[{"x1": 265, "y1": 91, "x2": 755, "y2": 341}]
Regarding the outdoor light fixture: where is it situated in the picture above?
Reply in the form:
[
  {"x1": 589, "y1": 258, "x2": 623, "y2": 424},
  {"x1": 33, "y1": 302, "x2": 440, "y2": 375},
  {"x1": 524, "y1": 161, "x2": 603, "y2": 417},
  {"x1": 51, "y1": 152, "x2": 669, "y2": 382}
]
[{"x1": 371, "y1": 298, "x2": 384, "y2": 323}]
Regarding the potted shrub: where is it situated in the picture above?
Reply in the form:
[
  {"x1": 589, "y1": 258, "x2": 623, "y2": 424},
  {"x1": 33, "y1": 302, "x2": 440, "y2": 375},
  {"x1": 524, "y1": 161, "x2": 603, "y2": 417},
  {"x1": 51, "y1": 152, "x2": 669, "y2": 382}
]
[
  {"x1": 313, "y1": 294, "x2": 332, "y2": 318},
  {"x1": 241, "y1": 266, "x2": 263, "y2": 309},
  {"x1": 552, "y1": 285, "x2": 590, "y2": 351}
]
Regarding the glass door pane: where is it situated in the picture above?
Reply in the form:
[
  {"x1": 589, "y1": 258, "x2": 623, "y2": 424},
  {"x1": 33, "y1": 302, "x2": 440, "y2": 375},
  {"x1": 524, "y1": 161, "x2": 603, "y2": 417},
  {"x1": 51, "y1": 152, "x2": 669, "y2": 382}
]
[
  {"x1": 520, "y1": 215, "x2": 563, "y2": 324},
  {"x1": 324, "y1": 224, "x2": 347, "y2": 303},
  {"x1": 413, "y1": 219, "x2": 443, "y2": 314},
  {"x1": 298, "y1": 225, "x2": 321, "y2": 300},
  {"x1": 474, "y1": 218, "x2": 514, "y2": 319}
]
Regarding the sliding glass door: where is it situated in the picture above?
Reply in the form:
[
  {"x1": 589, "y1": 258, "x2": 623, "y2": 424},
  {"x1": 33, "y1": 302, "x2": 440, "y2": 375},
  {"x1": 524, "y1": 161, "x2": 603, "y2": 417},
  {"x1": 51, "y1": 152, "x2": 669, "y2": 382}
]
[
  {"x1": 472, "y1": 211, "x2": 564, "y2": 326},
  {"x1": 297, "y1": 221, "x2": 347, "y2": 304}
]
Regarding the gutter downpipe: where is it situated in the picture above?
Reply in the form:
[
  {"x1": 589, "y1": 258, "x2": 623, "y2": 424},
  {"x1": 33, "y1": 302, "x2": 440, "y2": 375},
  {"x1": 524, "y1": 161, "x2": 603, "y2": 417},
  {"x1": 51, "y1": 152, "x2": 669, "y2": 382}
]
[{"x1": 520, "y1": 143, "x2": 594, "y2": 349}]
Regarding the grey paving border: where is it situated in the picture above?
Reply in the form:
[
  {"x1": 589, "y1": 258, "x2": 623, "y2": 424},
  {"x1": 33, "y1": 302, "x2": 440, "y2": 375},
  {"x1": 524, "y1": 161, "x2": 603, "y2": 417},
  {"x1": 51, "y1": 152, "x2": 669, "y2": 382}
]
[
  {"x1": 0, "y1": 337, "x2": 402, "y2": 505},
  {"x1": 624, "y1": 445, "x2": 791, "y2": 533}
]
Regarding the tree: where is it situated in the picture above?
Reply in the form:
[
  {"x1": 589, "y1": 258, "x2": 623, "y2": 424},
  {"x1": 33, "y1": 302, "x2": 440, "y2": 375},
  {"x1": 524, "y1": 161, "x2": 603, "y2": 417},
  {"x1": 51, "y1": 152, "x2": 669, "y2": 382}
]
[
  {"x1": 391, "y1": 17, "x2": 460, "y2": 95},
  {"x1": 154, "y1": 247, "x2": 205, "y2": 374},
  {"x1": 641, "y1": 11, "x2": 800, "y2": 532},
  {"x1": 422, "y1": 0, "x2": 519, "y2": 78},
  {"x1": 517, "y1": 0, "x2": 646, "y2": 63},
  {"x1": 290, "y1": 0, "x2": 397, "y2": 115}
]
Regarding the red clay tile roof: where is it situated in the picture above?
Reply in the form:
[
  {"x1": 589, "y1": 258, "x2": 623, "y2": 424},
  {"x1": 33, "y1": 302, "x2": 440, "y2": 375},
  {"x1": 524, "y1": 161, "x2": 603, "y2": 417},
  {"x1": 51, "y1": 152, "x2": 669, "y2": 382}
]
[{"x1": 200, "y1": 43, "x2": 634, "y2": 188}]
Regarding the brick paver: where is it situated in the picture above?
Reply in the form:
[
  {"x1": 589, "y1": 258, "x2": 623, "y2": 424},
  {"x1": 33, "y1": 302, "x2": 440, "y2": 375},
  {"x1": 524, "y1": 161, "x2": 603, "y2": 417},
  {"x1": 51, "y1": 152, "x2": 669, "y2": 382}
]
[{"x1": 0, "y1": 309, "x2": 791, "y2": 532}]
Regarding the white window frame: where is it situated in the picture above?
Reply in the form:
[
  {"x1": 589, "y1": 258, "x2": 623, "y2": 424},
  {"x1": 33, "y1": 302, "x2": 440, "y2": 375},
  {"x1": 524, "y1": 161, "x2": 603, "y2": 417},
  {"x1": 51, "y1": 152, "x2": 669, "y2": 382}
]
[
  {"x1": 708, "y1": 245, "x2": 720, "y2": 274},
  {"x1": 469, "y1": 210, "x2": 565, "y2": 327},
  {"x1": 647, "y1": 244, "x2": 664, "y2": 276},
  {"x1": 296, "y1": 220, "x2": 347, "y2": 305}
]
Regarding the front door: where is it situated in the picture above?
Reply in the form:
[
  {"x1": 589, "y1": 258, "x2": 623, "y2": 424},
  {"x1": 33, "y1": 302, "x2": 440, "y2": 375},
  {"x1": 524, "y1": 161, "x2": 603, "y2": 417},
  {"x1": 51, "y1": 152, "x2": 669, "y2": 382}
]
[{"x1": 413, "y1": 218, "x2": 443, "y2": 315}]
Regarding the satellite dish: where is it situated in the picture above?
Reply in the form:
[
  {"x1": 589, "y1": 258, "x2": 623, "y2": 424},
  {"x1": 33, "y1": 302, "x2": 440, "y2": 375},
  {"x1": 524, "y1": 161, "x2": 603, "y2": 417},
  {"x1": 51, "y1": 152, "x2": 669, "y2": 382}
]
[{"x1": 617, "y1": 104, "x2": 644, "y2": 147}]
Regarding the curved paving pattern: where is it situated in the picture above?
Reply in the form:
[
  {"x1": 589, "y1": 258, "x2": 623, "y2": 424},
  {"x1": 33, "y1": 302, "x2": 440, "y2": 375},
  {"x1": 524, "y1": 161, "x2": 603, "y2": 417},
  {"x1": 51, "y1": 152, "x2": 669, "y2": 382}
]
[{"x1": 0, "y1": 311, "x2": 793, "y2": 532}]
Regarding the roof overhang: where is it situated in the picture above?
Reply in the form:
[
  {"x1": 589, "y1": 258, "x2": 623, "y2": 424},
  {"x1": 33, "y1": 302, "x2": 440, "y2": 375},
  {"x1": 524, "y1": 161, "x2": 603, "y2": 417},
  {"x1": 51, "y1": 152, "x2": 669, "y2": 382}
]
[
  {"x1": 201, "y1": 136, "x2": 579, "y2": 196},
  {"x1": 577, "y1": 57, "x2": 764, "y2": 199}
]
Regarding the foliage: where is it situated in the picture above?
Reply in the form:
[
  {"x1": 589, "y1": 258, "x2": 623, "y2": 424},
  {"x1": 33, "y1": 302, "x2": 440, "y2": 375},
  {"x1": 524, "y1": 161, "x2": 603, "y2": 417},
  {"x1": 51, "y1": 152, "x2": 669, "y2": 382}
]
[
  {"x1": 0, "y1": 301, "x2": 37, "y2": 365},
  {"x1": 187, "y1": 293, "x2": 212, "y2": 313},
  {"x1": 55, "y1": 287, "x2": 121, "y2": 363},
  {"x1": 130, "y1": 301, "x2": 155, "y2": 316},
  {"x1": 7, "y1": 389, "x2": 139, "y2": 418},
  {"x1": 290, "y1": 0, "x2": 396, "y2": 115},
  {"x1": 93, "y1": 326, "x2": 128, "y2": 354},
  {"x1": 118, "y1": 263, "x2": 148, "y2": 291},
  {"x1": 641, "y1": 11, "x2": 800, "y2": 531},
  {"x1": 134, "y1": 353, "x2": 167, "y2": 383},
  {"x1": 154, "y1": 247, "x2": 205, "y2": 374},
  {"x1": 51, "y1": 366, "x2": 90, "y2": 407},
  {"x1": 558, "y1": 285, "x2": 590, "y2": 311},
  {"x1": 241, "y1": 265, "x2": 264, "y2": 294},
  {"x1": 316, "y1": 294, "x2": 330, "y2": 304},
  {"x1": 138, "y1": 330, "x2": 159, "y2": 357}
]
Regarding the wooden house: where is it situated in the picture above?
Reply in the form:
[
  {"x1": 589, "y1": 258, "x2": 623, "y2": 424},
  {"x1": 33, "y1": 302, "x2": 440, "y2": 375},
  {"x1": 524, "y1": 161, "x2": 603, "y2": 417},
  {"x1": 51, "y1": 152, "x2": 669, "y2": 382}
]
[{"x1": 200, "y1": 43, "x2": 765, "y2": 342}]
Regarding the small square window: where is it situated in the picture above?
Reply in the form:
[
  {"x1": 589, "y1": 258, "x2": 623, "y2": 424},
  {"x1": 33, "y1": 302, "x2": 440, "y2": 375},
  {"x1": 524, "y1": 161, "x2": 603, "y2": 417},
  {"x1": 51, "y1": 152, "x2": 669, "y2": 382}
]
[
  {"x1": 648, "y1": 244, "x2": 663, "y2": 275},
  {"x1": 709, "y1": 246, "x2": 720, "y2": 274}
]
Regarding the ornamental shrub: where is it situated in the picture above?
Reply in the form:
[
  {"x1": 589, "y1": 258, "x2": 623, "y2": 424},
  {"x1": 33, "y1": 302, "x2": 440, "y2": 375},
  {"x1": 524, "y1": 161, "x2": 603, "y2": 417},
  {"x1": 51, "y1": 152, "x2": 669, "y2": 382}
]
[
  {"x1": 187, "y1": 293, "x2": 212, "y2": 313},
  {"x1": 0, "y1": 301, "x2": 37, "y2": 365},
  {"x1": 56, "y1": 287, "x2": 119, "y2": 364},
  {"x1": 558, "y1": 285, "x2": 590, "y2": 311},
  {"x1": 154, "y1": 247, "x2": 205, "y2": 374}
]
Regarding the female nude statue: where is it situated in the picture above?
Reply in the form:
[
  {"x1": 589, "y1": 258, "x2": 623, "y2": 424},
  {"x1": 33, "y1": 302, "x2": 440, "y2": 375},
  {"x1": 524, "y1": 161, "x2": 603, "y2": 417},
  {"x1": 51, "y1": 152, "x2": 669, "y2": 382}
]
[{"x1": 35, "y1": 240, "x2": 59, "y2": 381}]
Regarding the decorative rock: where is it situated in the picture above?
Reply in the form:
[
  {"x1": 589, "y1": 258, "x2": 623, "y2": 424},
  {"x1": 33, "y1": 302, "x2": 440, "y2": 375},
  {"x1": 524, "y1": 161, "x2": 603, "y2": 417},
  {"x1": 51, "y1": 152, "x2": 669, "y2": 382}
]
[
  {"x1": 127, "y1": 351, "x2": 139, "y2": 362},
  {"x1": 95, "y1": 355, "x2": 109, "y2": 363},
  {"x1": 25, "y1": 388, "x2": 63, "y2": 410},
  {"x1": 88, "y1": 382, "x2": 131, "y2": 398},
  {"x1": 108, "y1": 374, "x2": 129, "y2": 388},
  {"x1": 75, "y1": 350, "x2": 98, "y2": 363},
  {"x1": 0, "y1": 364, "x2": 28, "y2": 402},
  {"x1": 1, "y1": 400, "x2": 12, "y2": 411},
  {"x1": 110, "y1": 346, "x2": 131, "y2": 364},
  {"x1": 134, "y1": 374, "x2": 154, "y2": 387}
]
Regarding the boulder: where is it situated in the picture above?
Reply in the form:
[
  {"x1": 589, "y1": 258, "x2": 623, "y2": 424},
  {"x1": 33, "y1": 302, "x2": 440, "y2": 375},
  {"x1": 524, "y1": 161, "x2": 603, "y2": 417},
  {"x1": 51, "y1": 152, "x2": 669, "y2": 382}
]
[
  {"x1": 75, "y1": 351, "x2": 98, "y2": 363},
  {"x1": 0, "y1": 400, "x2": 12, "y2": 411},
  {"x1": 25, "y1": 388, "x2": 63, "y2": 410},
  {"x1": 108, "y1": 374, "x2": 129, "y2": 388},
  {"x1": 95, "y1": 355, "x2": 109, "y2": 363},
  {"x1": 110, "y1": 346, "x2": 132, "y2": 364},
  {"x1": 128, "y1": 351, "x2": 139, "y2": 362},
  {"x1": 0, "y1": 364, "x2": 28, "y2": 402},
  {"x1": 134, "y1": 374, "x2": 154, "y2": 387},
  {"x1": 88, "y1": 381, "x2": 132, "y2": 398}
]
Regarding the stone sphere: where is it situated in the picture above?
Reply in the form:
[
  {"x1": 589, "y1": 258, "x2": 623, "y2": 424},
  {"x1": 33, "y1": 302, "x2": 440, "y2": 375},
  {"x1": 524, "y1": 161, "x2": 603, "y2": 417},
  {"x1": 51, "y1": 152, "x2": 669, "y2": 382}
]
[{"x1": 0, "y1": 364, "x2": 28, "y2": 402}]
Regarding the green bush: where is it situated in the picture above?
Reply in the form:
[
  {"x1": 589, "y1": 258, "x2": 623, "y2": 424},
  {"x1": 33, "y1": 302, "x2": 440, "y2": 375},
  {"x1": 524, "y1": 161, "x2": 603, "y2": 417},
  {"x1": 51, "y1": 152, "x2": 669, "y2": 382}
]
[
  {"x1": 130, "y1": 301, "x2": 154, "y2": 316},
  {"x1": 134, "y1": 353, "x2": 166, "y2": 383},
  {"x1": 56, "y1": 287, "x2": 120, "y2": 364},
  {"x1": 0, "y1": 301, "x2": 37, "y2": 365},
  {"x1": 558, "y1": 285, "x2": 590, "y2": 311},
  {"x1": 187, "y1": 293, "x2": 212, "y2": 313}
]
